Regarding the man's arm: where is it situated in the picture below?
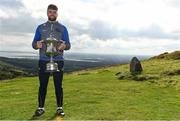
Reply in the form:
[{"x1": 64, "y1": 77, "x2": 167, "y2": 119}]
[
  {"x1": 32, "y1": 26, "x2": 41, "y2": 50},
  {"x1": 62, "y1": 26, "x2": 71, "y2": 50}
]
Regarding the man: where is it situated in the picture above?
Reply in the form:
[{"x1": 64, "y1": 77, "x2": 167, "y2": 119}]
[{"x1": 32, "y1": 4, "x2": 71, "y2": 117}]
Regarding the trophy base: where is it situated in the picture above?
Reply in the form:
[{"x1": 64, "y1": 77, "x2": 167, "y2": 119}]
[{"x1": 46, "y1": 62, "x2": 59, "y2": 72}]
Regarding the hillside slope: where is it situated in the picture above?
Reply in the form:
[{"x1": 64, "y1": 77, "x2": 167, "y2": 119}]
[
  {"x1": 0, "y1": 60, "x2": 30, "y2": 80},
  {"x1": 150, "y1": 51, "x2": 180, "y2": 60},
  {"x1": 0, "y1": 58, "x2": 180, "y2": 120}
]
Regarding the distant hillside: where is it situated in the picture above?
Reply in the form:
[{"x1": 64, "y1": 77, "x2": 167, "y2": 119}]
[
  {"x1": 0, "y1": 55, "x2": 134, "y2": 80},
  {"x1": 0, "y1": 57, "x2": 38, "y2": 70},
  {"x1": 150, "y1": 51, "x2": 180, "y2": 60},
  {"x1": 0, "y1": 51, "x2": 178, "y2": 80},
  {"x1": 0, "y1": 60, "x2": 30, "y2": 80}
]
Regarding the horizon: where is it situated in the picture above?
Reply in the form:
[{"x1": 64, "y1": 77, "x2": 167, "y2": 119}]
[{"x1": 0, "y1": 50, "x2": 154, "y2": 56}]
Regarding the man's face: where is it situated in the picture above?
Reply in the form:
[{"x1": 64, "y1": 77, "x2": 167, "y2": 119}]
[{"x1": 47, "y1": 9, "x2": 58, "y2": 21}]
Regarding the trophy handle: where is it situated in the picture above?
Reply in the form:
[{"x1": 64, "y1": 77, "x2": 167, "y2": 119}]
[{"x1": 56, "y1": 40, "x2": 65, "y2": 51}]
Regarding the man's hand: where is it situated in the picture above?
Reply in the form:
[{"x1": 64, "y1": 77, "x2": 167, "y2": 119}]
[
  {"x1": 58, "y1": 42, "x2": 66, "y2": 51},
  {"x1": 37, "y1": 40, "x2": 43, "y2": 49}
]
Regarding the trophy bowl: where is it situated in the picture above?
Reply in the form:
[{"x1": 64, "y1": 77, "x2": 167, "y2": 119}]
[{"x1": 44, "y1": 37, "x2": 63, "y2": 72}]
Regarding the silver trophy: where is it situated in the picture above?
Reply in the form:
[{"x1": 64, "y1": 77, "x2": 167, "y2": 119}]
[{"x1": 44, "y1": 37, "x2": 63, "y2": 72}]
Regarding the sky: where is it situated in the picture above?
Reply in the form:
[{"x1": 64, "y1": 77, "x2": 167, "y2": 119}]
[{"x1": 0, "y1": 0, "x2": 180, "y2": 55}]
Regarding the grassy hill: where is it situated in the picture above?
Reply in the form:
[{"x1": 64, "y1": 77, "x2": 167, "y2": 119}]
[
  {"x1": 0, "y1": 52, "x2": 180, "y2": 120},
  {"x1": 150, "y1": 51, "x2": 180, "y2": 60},
  {"x1": 0, "y1": 57, "x2": 38, "y2": 80},
  {"x1": 0, "y1": 55, "x2": 138, "y2": 80},
  {"x1": 0, "y1": 60, "x2": 30, "y2": 80}
]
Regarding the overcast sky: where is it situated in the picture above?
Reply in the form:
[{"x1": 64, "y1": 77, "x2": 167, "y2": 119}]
[{"x1": 0, "y1": 0, "x2": 180, "y2": 55}]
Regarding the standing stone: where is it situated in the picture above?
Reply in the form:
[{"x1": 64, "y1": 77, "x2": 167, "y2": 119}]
[{"x1": 130, "y1": 57, "x2": 143, "y2": 74}]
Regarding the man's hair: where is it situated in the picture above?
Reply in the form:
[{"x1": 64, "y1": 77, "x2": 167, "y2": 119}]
[{"x1": 47, "y1": 4, "x2": 58, "y2": 11}]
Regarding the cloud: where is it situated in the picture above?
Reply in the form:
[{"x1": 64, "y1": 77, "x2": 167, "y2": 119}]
[
  {"x1": 0, "y1": 0, "x2": 180, "y2": 55},
  {"x1": 0, "y1": 0, "x2": 23, "y2": 9},
  {"x1": 0, "y1": 15, "x2": 43, "y2": 34},
  {"x1": 0, "y1": 0, "x2": 42, "y2": 34},
  {"x1": 65, "y1": 19, "x2": 119, "y2": 40},
  {"x1": 0, "y1": 33, "x2": 34, "y2": 51},
  {"x1": 88, "y1": 20, "x2": 119, "y2": 40},
  {"x1": 0, "y1": 0, "x2": 24, "y2": 19},
  {"x1": 67, "y1": 19, "x2": 180, "y2": 41},
  {"x1": 165, "y1": 0, "x2": 180, "y2": 7},
  {"x1": 69, "y1": 34, "x2": 180, "y2": 55},
  {"x1": 119, "y1": 24, "x2": 180, "y2": 40}
]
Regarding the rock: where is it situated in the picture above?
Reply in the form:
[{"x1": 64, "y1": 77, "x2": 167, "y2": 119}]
[{"x1": 130, "y1": 57, "x2": 143, "y2": 74}]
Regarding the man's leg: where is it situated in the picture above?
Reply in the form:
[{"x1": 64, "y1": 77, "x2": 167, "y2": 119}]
[
  {"x1": 53, "y1": 61, "x2": 65, "y2": 116},
  {"x1": 53, "y1": 61, "x2": 64, "y2": 107},
  {"x1": 38, "y1": 60, "x2": 50, "y2": 108},
  {"x1": 34, "y1": 60, "x2": 50, "y2": 116}
]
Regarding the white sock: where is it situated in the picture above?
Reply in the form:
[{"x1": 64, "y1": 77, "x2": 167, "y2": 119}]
[
  {"x1": 57, "y1": 107, "x2": 62, "y2": 110},
  {"x1": 38, "y1": 107, "x2": 45, "y2": 110}
]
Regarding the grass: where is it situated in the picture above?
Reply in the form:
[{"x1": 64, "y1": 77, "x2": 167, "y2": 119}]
[
  {"x1": 0, "y1": 59, "x2": 180, "y2": 120},
  {"x1": 150, "y1": 50, "x2": 180, "y2": 60}
]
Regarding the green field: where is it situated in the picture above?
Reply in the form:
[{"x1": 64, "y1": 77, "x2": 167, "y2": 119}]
[{"x1": 0, "y1": 59, "x2": 180, "y2": 120}]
